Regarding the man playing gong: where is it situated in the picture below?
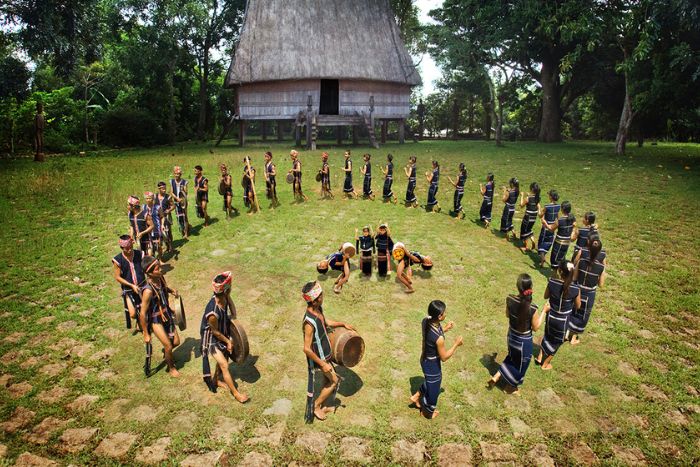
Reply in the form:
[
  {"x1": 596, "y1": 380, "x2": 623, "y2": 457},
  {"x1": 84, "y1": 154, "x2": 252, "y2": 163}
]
[
  {"x1": 200, "y1": 271, "x2": 249, "y2": 403},
  {"x1": 112, "y1": 235, "x2": 145, "y2": 330},
  {"x1": 302, "y1": 281, "x2": 355, "y2": 422},
  {"x1": 170, "y1": 166, "x2": 189, "y2": 239}
]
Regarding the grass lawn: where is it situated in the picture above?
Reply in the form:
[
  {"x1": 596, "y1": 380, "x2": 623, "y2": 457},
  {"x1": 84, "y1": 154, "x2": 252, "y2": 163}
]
[{"x1": 0, "y1": 139, "x2": 698, "y2": 466}]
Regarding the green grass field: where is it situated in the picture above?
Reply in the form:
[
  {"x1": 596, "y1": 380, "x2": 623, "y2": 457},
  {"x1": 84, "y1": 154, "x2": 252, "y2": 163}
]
[{"x1": 0, "y1": 139, "x2": 698, "y2": 466}]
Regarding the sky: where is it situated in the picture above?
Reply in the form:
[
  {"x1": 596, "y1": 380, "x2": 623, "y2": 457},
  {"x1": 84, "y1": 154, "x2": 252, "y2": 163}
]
[{"x1": 414, "y1": 0, "x2": 444, "y2": 97}]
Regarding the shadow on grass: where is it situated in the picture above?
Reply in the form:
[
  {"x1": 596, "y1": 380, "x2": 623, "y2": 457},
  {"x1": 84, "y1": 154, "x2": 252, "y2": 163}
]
[
  {"x1": 335, "y1": 365, "x2": 363, "y2": 397},
  {"x1": 480, "y1": 352, "x2": 500, "y2": 376},
  {"x1": 413, "y1": 269, "x2": 432, "y2": 279},
  {"x1": 188, "y1": 217, "x2": 219, "y2": 236},
  {"x1": 230, "y1": 355, "x2": 261, "y2": 384},
  {"x1": 173, "y1": 336, "x2": 198, "y2": 369}
]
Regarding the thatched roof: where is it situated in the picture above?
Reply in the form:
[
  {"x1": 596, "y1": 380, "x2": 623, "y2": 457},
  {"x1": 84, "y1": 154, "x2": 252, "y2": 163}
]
[{"x1": 226, "y1": 0, "x2": 422, "y2": 86}]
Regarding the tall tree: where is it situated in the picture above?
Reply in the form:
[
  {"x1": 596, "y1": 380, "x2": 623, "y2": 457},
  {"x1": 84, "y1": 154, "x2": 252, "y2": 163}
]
[
  {"x1": 428, "y1": 0, "x2": 603, "y2": 142},
  {"x1": 177, "y1": 0, "x2": 244, "y2": 141}
]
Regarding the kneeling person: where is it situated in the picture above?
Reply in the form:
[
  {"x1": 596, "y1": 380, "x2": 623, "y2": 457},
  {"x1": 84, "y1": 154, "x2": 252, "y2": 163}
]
[{"x1": 317, "y1": 243, "x2": 354, "y2": 294}]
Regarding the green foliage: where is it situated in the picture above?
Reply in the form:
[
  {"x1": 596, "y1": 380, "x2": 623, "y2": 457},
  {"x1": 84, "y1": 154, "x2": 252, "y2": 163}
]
[{"x1": 102, "y1": 107, "x2": 163, "y2": 147}]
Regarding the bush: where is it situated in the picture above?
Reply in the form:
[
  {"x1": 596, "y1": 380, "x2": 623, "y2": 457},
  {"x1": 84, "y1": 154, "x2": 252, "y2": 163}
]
[{"x1": 102, "y1": 107, "x2": 163, "y2": 147}]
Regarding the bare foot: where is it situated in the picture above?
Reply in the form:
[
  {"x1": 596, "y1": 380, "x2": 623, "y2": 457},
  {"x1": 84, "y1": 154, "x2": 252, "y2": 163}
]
[
  {"x1": 333, "y1": 284, "x2": 342, "y2": 294},
  {"x1": 570, "y1": 335, "x2": 581, "y2": 346},
  {"x1": 405, "y1": 287, "x2": 415, "y2": 294},
  {"x1": 314, "y1": 407, "x2": 327, "y2": 421},
  {"x1": 541, "y1": 363, "x2": 553, "y2": 370},
  {"x1": 486, "y1": 378, "x2": 497, "y2": 389},
  {"x1": 409, "y1": 393, "x2": 421, "y2": 408},
  {"x1": 323, "y1": 406, "x2": 334, "y2": 415},
  {"x1": 234, "y1": 392, "x2": 249, "y2": 403},
  {"x1": 421, "y1": 409, "x2": 439, "y2": 419},
  {"x1": 169, "y1": 368, "x2": 181, "y2": 378},
  {"x1": 216, "y1": 380, "x2": 228, "y2": 389}
]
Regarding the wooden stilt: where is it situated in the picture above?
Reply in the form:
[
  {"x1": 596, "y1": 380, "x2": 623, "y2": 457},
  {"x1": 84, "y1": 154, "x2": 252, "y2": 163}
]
[
  {"x1": 277, "y1": 120, "x2": 284, "y2": 142},
  {"x1": 381, "y1": 120, "x2": 387, "y2": 144},
  {"x1": 261, "y1": 121, "x2": 267, "y2": 141},
  {"x1": 352, "y1": 125, "x2": 359, "y2": 145},
  {"x1": 398, "y1": 119, "x2": 405, "y2": 144},
  {"x1": 239, "y1": 120, "x2": 246, "y2": 146},
  {"x1": 295, "y1": 123, "x2": 301, "y2": 147},
  {"x1": 306, "y1": 111, "x2": 313, "y2": 149},
  {"x1": 336, "y1": 126, "x2": 343, "y2": 145}
]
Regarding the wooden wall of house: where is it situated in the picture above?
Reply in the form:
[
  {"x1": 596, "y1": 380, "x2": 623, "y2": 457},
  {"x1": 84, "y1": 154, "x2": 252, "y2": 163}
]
[
  {"x1": 237, "y1": 79, "x2": 412, "y2": 120},
  {"x1": 339, "y1": 80, "x2": 411, "y2": 119}
]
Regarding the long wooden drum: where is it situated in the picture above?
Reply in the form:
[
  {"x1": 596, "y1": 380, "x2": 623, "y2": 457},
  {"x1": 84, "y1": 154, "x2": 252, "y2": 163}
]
[
  {"x1": 230, "y1": 319, "x2": 250, "y2": 364},
  {"x1": 172, "y1": 296, "x2": 187, "y2": 331},
  {"x1": 328, "y1": 327, "x2": 365, "y2": 368}
]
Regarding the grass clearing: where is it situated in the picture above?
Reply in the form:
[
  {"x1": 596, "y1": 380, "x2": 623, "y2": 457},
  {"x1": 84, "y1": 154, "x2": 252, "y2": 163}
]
[{"x1": 0, "y1": 139, "x2": 699, "y2": 465}]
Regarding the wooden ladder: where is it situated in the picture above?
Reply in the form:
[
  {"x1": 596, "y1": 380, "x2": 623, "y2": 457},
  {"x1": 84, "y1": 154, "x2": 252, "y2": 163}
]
[{"x1": 361, "y1": 111, "x2": 380, "y2": 149}]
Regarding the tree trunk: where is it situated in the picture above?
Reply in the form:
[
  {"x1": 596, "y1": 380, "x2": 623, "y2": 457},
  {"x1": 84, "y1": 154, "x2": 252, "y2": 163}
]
[
  {"x1": 166, "y1": 64, "x2": 176, "y2": 145},
  {"x1": 538, "y1": 57, "x2": 562, "y2": 142},
  {"x1": 615, "y1": 71, "x2": 634, "y2": 155},
  {"x1": 451, "y1": 99, "x2": 459, "y2": 139},
  {"x1": 482, "y1": 97, "x2": 492, "y2": 141},
  {"x1": 486, "y1": 77, "x2": 503, "y2": 146},
  {"x1": 197, "y1": 44, "x2": 210, "y2": 141},
  {"x1": 468, "y1": 96, "x2": 474, "y2": 135}
]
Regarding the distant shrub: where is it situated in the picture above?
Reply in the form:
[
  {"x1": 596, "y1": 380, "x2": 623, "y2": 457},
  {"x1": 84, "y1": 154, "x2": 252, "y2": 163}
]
[{"x1": 102, "y1": 107, "x2": 163, "y2": 147}]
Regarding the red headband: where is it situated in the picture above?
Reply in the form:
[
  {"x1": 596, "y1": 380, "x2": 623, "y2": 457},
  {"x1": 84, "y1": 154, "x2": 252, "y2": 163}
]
[
  {"x1": 522, "y1": 289, "x2": 533, "y2": 296},
  {"x1": 212, "y1": 271, "x2": 232, "y2": 294},
  {"x1": 128, "y1": 196, "x2": 140, "y2": 206},
  {"x1": 119, "y1": 237, "x2": 134, "y2": 248}
]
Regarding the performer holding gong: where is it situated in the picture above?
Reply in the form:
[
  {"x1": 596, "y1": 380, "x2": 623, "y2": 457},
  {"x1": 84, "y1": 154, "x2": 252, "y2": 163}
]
[
  {"x1": 301, "y1": 281, "x2": 355, "y2": 422},
  {"x1": 289, "y1": 150, "x2": 309, "y2": 202},
  {"x1": 112, "y1": 235, "x2": 145, "y2": 330},
  {"x1": 200, "y1": 271, "x2": 249, "y2": 402},
  {"x1": 193, "y1": 165, "x2": 210, "y2": 226},
  {"x1": 264, "y1": 151, "x2": 280, "y2": 207},
  {"x1": 156, "y1": 182, "x2": 174, "y2": 254},
  {"x1": 319, "y1": 152, "x2": 333, "y2": 199},
  {"x1": 170, "y1": 166, "x2": 189, "y2": 239},
  {"x1": 219, "y1": 163, "x2": 236, "y2": 218},
  {"x1": 127, "y1": 195, "x2": 153, "y2": 252},
  {"x1": 393, "y1": 242, "x2": 433, "y2": 294},
  {"x1": 242, "y1": 156, "x2": 258, "y2": 213},
  {"x1": 140, "y1": 256, "x2": 181, "y2": 378}
]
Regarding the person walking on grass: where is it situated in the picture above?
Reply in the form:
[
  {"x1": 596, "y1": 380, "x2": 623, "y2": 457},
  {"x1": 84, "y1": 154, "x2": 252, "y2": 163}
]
[
  {"x1": 320, "y1": 152, "x2": 333, "y2": 199},
  {"x1": 264, "y1": 151, "x2": 280, "y2": 207},
  {"x1": 568, "y1": 233, "x2": 607, "y2": 345},
  {"x1": 487, "y1": 273, "x2": 543, "y2": 394},
  {"x1": 342, "y1": 150, "x2": 359, "y2": 199},
  {"x1": 127, "y1": 195, "x2": 153, "y2": 252},
  {"x1": 571, "y1": 211, "x2": 598, "y2": 259},
  {"x1": 290, "y1": 150, "x2": 309, "y2": 202},
  {"x1": 500, "y1": 177, "x2": 519, "y2": 240},
  {"x1": 242, "y1": 156, "x2": 258, "y2": 213},
  {"x1": 144, "y1": 192, "x2": 163, "y2": 260},
  {"x1": 409, "y1": 300, "x2": 463, "y2": 419},
  {"x1": 542, "y1": 200, "x2": 576, "y2": 269},
  {"x1": 535, "y1": 261, "x2": 581, "y2": 370},
  {"x1": 360, "y1": 153, "x2": 375, "y2": 200},
  {"x1": 112, "y1": 235, "x2": 145, "y2": 330},
  {"x1": 219, "y1": 163, "x2": 235, "y2": 218},
  {"x1": 479, "y1": 172, "x2": 495, "y2": 227},
  {"x1": 193, "y1": 165, "x2": 210, "y2": 226},
  {"x1": 404, "y1": 155, "x2": 418, "y2": 207},
  {"x1": 536, "y1": 190, "x2": 561, "y2": 267},
  {"x1": 140, "y1": 255, "x2": 181, "y2": 378},
  {"x1": 519, "y1": 182, "x2": 541, "y2": 252},
  {"x1": 200, "y1": 271, "x2": 249, "y2": 402},
  {"x1": 447, "y1": 163, "x2": 467, "y2": 219},
  {"x1": 156, "y1": 182, "x2": 174, "y2": 254},
  {"x1": 170, "y1": 166, "x2": 189, "y2": 239},
  {"x1": 425, "y1": 160, "x2": 441, "y2": 212},
  {"x1": 381, "y1": 153, "x2": 398, "y2": 203},
  {"x1": 302, "y1": 281, "x2": 355, "y2": 422}
]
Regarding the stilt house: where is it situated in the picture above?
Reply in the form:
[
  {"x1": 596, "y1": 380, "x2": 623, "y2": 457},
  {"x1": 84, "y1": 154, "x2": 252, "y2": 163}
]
[{"x1": 224, "y1": 0, "x2": 421, "y2": 148}]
